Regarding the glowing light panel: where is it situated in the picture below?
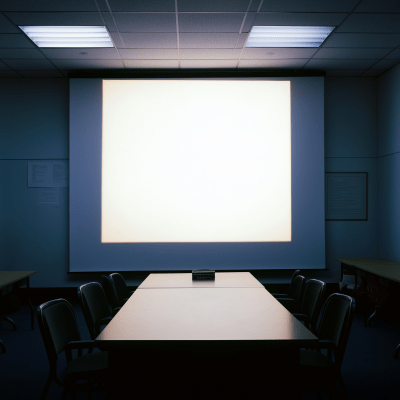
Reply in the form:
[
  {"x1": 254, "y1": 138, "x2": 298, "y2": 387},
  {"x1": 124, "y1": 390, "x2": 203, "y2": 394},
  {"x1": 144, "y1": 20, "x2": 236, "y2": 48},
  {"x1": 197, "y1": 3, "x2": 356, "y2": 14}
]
[{"x1": 102, "y1": 80, "x2": 291, "y2": 243}]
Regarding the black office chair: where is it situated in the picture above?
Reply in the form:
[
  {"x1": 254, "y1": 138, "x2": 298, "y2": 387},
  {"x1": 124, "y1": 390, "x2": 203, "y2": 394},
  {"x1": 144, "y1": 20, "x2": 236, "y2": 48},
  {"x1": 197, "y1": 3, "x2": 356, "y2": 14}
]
[
  {"x1": 271, "y1": 270, "x2": 302, "y2": 298},
  {"x1": 296, "y1": 293, "x2": 356, "y2": 400},
  {"x1": 101, "y1": 275, "x2": 119, "y2": 312},
  {"x1": 276, "y1": 274, "x2": 306, "y2": 313},
  {"x1": 37, "y1": 298, "x2": 108, "y2": 400},
  {"x1": 78, "y1": 282, "x2": 117, "y2": 340},
  {"x1": 109, "y1": 273, "x2": 135, "y2": 308},
  {"x1": 280, "y1": 279, "x2": 326, "y2": 334}
]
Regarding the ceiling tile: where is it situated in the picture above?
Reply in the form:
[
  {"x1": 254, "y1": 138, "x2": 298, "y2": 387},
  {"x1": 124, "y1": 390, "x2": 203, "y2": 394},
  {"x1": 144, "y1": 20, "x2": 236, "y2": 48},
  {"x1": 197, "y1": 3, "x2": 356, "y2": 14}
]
[
  {"x1": 40, "y1": 48, "x2": 121, "y2": 59},
  {"x1": 0, "y1": 13, "x2": 20, "y2": 33},
  {"x1": 324, "y1": 70, "x2": 364, "y2": 76},
  {"x1": 2, "y1": 59, "x2": 57, "y2": 70},
  {"x1": 354, "y1": 0, "x2": 400, "y2": 13},
  {"x1": 305, "y1": 59, "x2": 377, "y2": 69},
  {"x1": 179, "y1": 33, "x2": 239, "y2": 48},
  {"x1": 106, "y1": 0, "x2": 176, "y2": 12},
  {"x1": 0, "y1": 49, "x2": 46, "y2": 59},
  {"x1": 119, "y1": 33, "x2": 177, "y2": 48},
  {"x1": 253, "y1": 13, "x2": 347, "y2": 27},
  {"x1": 322, "y1": 33, "x2": 400, "y2": 48},
  {"x1": 0, "y1": 70, "x2": 21, "y2": 77},
  {"x1": 124, "y1": 60, "x2": 179, "y2": 68},
  {"x1": 178, "y1": 13, "x2": 245, "y2": 33},
  {"x1": 241, "y1": 48, "x2": 317, "y2": 59},
  {"x1": 238, "y1": 59, "x2": 308, "y2": 68},
  {"x1": 236, "y1": 33, "x2": 249, "y2": 48},
  {"x1": 336, "y1": 14, "x2": 400, "y2": 33},
  {"x1": 18, "y1": 70, "x2": 65, "y2": 77},
  {"x1": 384, "y1": 49, "x2": 400, "y2": 59},
  {"x1": 51, "y1": 59, "x2": 125, "y2": 69},
  {"x1": 180, "y1": 49, "x2": 242, "y2": 59},
  {"x1": 109, "y1": 32, "x2": 125, "y2": 48},
  {"x1": 180, "y1": 60, "x2": 238, "y2": 68},
  {"x1": 4, "y1": 12, "x2": 104, "y2": 26},
  {"x1": 249, "y1": 1, "x2": 262, "y2": 12},
  {"x1": 242, "y1": 13, "x2": 256, "y2": 33},
  {"x1": 0, "y1": 0, "x2": 100, "y2": 12},
  {"x1": 314, "y1": 48, "x2": 392, "y2": 59},
  {"x1": 260, "y1": 0, "x2": 359, "y2": 12},
  {"x1": 113, "y1": 13, "x2": 176, "y2": 32},
  {"x1": 119, "y1": 49, "x2": 178, "y2": 59},
  {"x1": 370, "y1": 59, "x2": 400, "y2": 69},
  {"x1": 177, "y1": 0, "x2": 250, "y2": 12},
  {"x1": 0, "y1": 34, "x2": 36, "y2": 48},
  {"x1": 360, "y1": 69, "x2": 387, "y2": 77},
  {"x1": 100, "y1": 13, "x2": 119, "y2": 32}
]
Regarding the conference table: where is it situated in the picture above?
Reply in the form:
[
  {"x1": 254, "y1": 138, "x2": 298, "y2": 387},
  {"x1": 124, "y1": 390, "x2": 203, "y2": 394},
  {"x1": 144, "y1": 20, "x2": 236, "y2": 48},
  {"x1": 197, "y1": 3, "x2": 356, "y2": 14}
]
[
  {"x1": 96, "y1": 272, "x2": 318, "y2": 398},
  {"x1": 0, "y1": 271, "x2": 36, "y2": 329},
  {"x1": 337, "y1": 258, "x2": 400, "y2": 326}
]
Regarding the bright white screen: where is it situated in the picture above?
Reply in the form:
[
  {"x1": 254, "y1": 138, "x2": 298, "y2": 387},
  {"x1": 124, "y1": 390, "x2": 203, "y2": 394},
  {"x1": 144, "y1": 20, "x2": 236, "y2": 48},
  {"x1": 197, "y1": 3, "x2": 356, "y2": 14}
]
[{"x1": 102, "y1": 80, "x2": 291, "y2": 243}]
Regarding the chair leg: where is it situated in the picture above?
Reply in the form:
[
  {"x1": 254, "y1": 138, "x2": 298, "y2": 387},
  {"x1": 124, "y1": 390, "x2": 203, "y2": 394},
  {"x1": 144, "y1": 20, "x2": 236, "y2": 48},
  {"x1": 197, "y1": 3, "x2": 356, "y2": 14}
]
[
  {"x1": 40, "y1": 373, "x2": 53, "y2": 400},
  {"x1": 0, "y1": 339, "x2": 6, "y2": 353}
]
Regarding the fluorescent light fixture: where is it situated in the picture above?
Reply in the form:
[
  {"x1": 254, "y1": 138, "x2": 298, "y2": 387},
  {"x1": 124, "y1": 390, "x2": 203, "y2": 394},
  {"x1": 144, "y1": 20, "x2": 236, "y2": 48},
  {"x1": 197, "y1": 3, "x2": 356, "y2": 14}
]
[
  {"x1": 18, "y1": 26, "x2": 114, "y2": 47},
  {"x1": 246, "y1": 26, "x2": 335, "y2": 47}
]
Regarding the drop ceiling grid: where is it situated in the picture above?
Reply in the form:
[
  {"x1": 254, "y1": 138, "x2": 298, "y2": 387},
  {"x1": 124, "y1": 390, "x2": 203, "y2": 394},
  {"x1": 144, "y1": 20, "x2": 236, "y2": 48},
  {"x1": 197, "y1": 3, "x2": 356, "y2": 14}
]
[{"x1": 0, "y1": 0, "x2": 399, "y2": 76}]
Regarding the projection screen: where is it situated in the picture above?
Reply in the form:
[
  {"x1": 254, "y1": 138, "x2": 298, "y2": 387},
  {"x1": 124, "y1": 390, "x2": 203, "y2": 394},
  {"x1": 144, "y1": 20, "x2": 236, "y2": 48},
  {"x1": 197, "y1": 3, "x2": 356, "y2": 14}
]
[{"x1": 70, "y1": 78, "x2": 325, "y2": 272}]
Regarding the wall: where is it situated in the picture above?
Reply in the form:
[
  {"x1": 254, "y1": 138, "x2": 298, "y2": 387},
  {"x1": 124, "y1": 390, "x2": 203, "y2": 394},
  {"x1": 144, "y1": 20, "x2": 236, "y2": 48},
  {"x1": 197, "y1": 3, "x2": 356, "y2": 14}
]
[
  {"x1": 0, "y1": 76, "x2": 379, "y2": 287},
  {"x1": 378, "y1": 63, "x2": 400, "y2": 261},
  {"x1": 324, "y1": 77, "x2": 379, "y2": 282}
]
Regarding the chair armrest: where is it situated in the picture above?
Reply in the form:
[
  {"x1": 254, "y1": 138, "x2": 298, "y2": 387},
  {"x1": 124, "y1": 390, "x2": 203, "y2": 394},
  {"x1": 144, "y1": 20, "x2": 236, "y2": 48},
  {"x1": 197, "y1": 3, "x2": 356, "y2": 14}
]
[
  {"x1": 94, "y1": 317, "x2": 112, "y2": 335},
  {"x1": 270, "y1": 293, "x2": 288, "y2": 298},
  {"x1": 292, "y1": 313, "x2": 310, "y2": 326},
  {"x1": 277, "y1": 298, "x2": 300, "y2": 313},
  {"x1": 65, "y1": 340, "x2": 96, "y2": 362},
  {"x1": 307, "y1": 340, "x2": 337, "y2": 360},
  {"x1": 112, "y1": 307, "x2": 121, "y2": 316}
]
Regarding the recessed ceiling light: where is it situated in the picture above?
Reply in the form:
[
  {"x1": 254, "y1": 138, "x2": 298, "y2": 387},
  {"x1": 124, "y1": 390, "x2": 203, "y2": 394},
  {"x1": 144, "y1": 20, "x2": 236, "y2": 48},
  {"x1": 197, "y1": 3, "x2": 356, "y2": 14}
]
[
  {"x1": 18, "y1": 26, "x2": 114, "y2": 48},
  {"x1": 246, "y1": 26, "x2": 335, "y2": 48}
]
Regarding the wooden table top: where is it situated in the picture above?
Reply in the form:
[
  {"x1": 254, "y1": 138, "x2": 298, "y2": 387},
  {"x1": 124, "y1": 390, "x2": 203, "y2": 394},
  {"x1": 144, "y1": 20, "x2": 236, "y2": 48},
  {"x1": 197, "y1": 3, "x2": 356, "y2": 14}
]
[
  {"x1": 336, "y1": 258, "x2": 400, "y2": 284},
  {"x1": 138, "y1": 272, "x2": 264, "y2": 289},
  {"x1": 0, "y1": 271, "x2": 36, "y2": 289},
  {"x1": 96, "y1": 287, "x2": 317, "y2": 347}
]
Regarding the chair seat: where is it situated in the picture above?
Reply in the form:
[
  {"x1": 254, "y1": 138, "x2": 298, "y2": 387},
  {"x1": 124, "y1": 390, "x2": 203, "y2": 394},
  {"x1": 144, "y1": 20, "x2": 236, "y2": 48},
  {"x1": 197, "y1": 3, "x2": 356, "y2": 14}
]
[{"x1": 65, "y1": 351, "x2": 108, "y2": 381}]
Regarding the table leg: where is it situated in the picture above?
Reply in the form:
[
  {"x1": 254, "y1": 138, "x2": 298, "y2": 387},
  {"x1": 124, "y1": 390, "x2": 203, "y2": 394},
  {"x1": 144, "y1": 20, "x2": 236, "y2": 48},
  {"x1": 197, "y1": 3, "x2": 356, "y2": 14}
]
[{"x1": 27, "y1": 277, "x2": 34, "y2": 330}]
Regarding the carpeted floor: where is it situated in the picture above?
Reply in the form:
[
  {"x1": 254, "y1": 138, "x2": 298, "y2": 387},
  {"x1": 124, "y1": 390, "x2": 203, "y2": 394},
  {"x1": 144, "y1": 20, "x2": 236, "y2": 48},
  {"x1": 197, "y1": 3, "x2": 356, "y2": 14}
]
[{"x1": 0, "y1": 296, "x2": 399, "y2": 400}]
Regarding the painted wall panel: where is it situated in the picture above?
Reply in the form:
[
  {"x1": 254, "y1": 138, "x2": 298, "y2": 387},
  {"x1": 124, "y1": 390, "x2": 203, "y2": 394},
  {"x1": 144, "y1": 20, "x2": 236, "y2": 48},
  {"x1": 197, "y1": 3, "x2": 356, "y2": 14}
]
[
  {"x1": 378, "y1": 154, "x2": 400, "y2": 261},
  {"x1": 0, "y1": 78, "x2": 69, "y2": 160},
  {"x1": 325, "y1": 77, "x2": 377, "y2": 158},
  {"x1": 378, "y1": 63, "x2": 400, "y2": 157}
]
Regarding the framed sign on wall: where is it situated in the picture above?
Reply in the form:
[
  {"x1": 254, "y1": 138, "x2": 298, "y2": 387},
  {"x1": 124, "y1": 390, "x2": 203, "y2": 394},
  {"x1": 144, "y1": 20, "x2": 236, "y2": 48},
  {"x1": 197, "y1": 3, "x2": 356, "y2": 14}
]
[{"x1": 325, "y1": 172, "x2": 368, "y2": 221}]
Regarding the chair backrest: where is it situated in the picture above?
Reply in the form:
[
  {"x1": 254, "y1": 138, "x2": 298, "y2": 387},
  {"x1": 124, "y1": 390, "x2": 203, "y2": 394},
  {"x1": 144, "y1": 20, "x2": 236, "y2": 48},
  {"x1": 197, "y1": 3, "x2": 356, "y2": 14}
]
[
  {"x1": 37, "y1": 299, "x2": 81, "y2": 364},
  {"x1": 287, "y1": 269, "x2": 301, "y2": 296},
  {"x1": 101, "y1": 275, "x2": 118, "y2": 310},
  {"x1": 287, "y1": 274, "x2": 305, "y2": 303},
  {"x1": 317, "y1": 293, "x2": 355, "y2": 367},
  {"x1": 78, "y1": 282, "x2": 112, "y2": 339},
  {"x1": 109, "y1": 273, "x2": 128, "y2": 306},
  {"x1": 300, "y1": 279, "x2": 326, "y2": 332}
]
